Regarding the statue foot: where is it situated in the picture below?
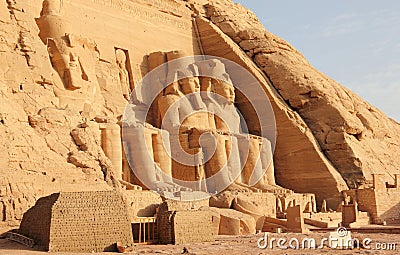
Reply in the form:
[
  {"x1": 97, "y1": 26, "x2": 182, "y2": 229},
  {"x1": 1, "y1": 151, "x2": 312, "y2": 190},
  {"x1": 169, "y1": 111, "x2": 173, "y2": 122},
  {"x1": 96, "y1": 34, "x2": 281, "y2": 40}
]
[
  {"x1": 254, "y1": 183, "x2": 291, "y2": 194},
  {"x1": 154, "y1": 181, "x2": 192, "y2": 193},
  {"x1": 224, "y1": 182, "x2": 260, "y2": 193}
]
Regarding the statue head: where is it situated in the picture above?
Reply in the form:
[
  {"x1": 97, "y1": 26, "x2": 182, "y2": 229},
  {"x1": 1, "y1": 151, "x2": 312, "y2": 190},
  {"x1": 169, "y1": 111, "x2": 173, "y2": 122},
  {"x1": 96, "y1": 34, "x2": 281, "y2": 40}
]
[
  {"x1": 115, "y1": 49, "x2": 127, "y2": 67},
  {"x1": 197, "y1": 58, "x2": 234, "y2": 103},
  {"x1": 173, "y1": 63, "x2": 200, "y2": 95},
  {"x1": 40, "y1": 0, "x2": 62, "y2": 16},
  {"x1": 178, "y1": 76, "x2": 201, "y2": 94},
  {"x1": 212, "y1": 78, "x2": 235, "y2": 104}
]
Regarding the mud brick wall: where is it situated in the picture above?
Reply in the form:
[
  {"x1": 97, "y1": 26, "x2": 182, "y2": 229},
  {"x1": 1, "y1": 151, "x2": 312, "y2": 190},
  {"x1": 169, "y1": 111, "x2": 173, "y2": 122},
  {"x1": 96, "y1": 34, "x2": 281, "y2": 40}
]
[
  {"x1": 123, "y1": 190, "x2": 163, "y2": 218},
  {"x1": 157, "y1": 210, "x2": 174, "y2": 244},
  {"x1": 157, "y1": 201, "x2": 213, "y2": 244},
  {"x1": 18, "y1": 193, "x2": 59, "y2": 247},
  {"x1": 348, "y1": 188, "x2": 400, "y2": 224},
  {"x1": 347, "y1": 189, "x2": 377, "y2": 222},
  {"x1": 373, "y1": 189, "x2": 400, "y2": 224},
  {"x1": 19, "y1": 191, "x2": 133, "y2": 252}
]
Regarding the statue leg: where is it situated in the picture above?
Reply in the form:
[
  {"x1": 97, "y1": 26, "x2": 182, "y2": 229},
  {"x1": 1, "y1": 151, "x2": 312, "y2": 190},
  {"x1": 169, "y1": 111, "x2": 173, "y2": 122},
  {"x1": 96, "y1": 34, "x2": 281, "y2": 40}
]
[
  {"x1": 153, "y1": 129, "x2": 173, "y2": 181},
  {"x1": 100, "y1": 123, "x2": 123, "y2": 180},
  {"x1": 201, "y1": 132, "x2": 232, "y2": 194},
  {"x1": 202, "y1": 133, "x2": 255, "y2": 193},
  {"x1": 226, "y1": 135, "x2": 243, "y2": 183},
  {"x1": 237, "y1": 135, "x2": 282, "y2": 192},
  {"x1": 122, "y1": 144, "x2": 133, "y2": 183},
  {"x1": 237, "y1": 135, "x2": 263, "y2": 186},
  {"x1": 122, "y1": 126, "x2": 158, "y2": 188},
  {"x1": 260, "y1": 138, "x2": 276, "y2": 185}
]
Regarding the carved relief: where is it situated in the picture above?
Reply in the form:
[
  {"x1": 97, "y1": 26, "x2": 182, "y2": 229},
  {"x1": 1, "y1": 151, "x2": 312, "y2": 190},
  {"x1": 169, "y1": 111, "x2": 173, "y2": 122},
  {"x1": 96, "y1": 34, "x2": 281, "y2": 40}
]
[
  {"x1": 36, "y1": 0, "x2": 105, "y2": 113},
  {"x1": 86, "y1": 0, "x2": 191, "y2": 30},
  {"x1": 125, "y1": 53, "x2": 282, "y2": 195},
  {"x1": 115, "y1": 48, "x2": 133, "y2": 100}
]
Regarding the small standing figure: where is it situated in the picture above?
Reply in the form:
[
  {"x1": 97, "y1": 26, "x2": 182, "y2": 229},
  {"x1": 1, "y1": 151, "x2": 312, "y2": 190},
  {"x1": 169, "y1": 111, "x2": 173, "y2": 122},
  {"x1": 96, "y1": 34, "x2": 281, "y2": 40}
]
[
  {"x1": 115, "y1": 49, "x2": 131, "y2": 100},
  {"x1": 321, "y1": 199, "x2": 327, "y2": 213}
]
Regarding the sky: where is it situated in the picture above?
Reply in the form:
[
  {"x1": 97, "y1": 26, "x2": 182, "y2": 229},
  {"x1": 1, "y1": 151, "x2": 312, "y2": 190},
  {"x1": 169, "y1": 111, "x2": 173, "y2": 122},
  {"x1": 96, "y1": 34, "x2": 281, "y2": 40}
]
[{"x1": 235, "y1": 0, "x2": 400, "y2": 122}]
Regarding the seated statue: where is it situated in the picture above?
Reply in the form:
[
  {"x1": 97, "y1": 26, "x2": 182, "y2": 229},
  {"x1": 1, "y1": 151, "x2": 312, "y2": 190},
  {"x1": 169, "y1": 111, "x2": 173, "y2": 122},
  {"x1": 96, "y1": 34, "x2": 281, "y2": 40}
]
[
  {"x1": 157, "y1": 65, "x2": 211, "y2": 192},
  {"x1": 36, "y1": 0, "x2": 105, "y2": 113},
  {"x1": 123, "y1": 52, "x2": 283, "y2": 196},
  {"x1": 207, "y1": 74, "x2": 279, "y2": 192},
  {"x1": 122, "y1": 104, "x2": 189, "y2": 193},
  {"x1": 198, "y1": 59, "x2": 283, "y2": 193},
  {"x1": 157, "y1": 60, "x2": 261, "y2": 193},
  {"x1": 36, "y1": 0, "x2": 84, "y2": 90}
]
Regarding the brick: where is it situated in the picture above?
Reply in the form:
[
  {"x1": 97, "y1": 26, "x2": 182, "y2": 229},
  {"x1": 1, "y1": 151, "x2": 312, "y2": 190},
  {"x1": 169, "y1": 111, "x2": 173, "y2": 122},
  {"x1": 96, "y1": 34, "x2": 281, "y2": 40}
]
[{"x1": 18, "y1": 191, "x2": 134, "y2": 252}]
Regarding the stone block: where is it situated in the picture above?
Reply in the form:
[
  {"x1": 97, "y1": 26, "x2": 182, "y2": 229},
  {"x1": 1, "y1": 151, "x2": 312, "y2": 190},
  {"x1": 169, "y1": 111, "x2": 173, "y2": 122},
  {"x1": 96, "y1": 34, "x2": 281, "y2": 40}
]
[
  {"x1": 18, "y1": 191, "x2": 133, "y2": 252},
  {"x1": 286, "y1": 205, "x2": 306, "y2": 233}
]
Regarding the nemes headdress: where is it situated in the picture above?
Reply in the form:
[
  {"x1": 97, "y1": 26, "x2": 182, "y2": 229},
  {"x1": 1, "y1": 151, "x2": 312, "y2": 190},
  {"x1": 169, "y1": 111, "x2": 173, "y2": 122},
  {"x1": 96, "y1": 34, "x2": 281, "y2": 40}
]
[
  {"x1": 164, "y1": 50, "x2": 199, "y2": 95},
  {"x1": 197, "y1": 59, "x2": 233, "y2": 85}
]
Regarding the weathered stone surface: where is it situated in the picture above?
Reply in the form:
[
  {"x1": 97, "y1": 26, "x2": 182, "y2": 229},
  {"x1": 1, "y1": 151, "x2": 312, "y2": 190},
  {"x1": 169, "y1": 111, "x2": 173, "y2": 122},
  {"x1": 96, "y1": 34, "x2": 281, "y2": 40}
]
[
  {"x1": 123, "y1": 190, "x2": 162, "y2": 219},
  {"x1": 209, "y1": 191, "x2": 237, "y2": 208},
  {"x1": 195, "y1": 16, "x2": 347, "y2": 207},
  {"x1": 18, "y1": 191, "x2": 133, "y2": 252},
  {"x1": 209, "y1": 207, "x2": 256, "y2": 235},
  {"x1": 0, "y1": 0, "x2": 399, "y2": 235},
  {"x1": 157, "y1": 201, "x2": 214, "y2": 244},
  {"x1": 203, "y1": 0, "x2": 400, "y2": 191}
]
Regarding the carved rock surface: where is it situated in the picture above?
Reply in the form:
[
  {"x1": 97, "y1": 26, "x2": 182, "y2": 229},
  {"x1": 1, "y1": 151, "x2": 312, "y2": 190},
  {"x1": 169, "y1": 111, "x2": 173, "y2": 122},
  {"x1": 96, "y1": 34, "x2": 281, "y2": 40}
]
[
  {"x1": 202, "y1": 0, "x2": 400, "y2": 189},
  {"x1": 0, "y1": 0, "x2": 398, "y2": 230}
]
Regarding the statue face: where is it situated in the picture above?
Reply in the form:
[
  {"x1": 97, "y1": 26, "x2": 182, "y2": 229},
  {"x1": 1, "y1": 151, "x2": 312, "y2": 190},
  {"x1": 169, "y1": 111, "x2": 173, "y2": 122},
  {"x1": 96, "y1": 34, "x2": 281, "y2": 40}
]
[
  {"x1": 115, "y1": 50, "x2": 126, "y2": 66},
  {"x1": 42, "y1": 0, "x2": 61, "y2": 15},
  {"x1": 179, "y1": 77, "x2": 200, "y2": 94},
  {"x1": 213, "y1": 80, "x2": 235, "y2": 104}
]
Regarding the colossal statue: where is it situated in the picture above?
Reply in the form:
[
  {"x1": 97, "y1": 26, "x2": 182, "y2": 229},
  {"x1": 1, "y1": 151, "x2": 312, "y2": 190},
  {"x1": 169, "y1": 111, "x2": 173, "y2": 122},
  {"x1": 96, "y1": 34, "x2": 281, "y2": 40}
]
[
  {"x1": 157, "y1": 56, "x2": 272, "y2": 193},
  {"x1": 122, "y1": 51, "x2": 282, "y2": 197},
  {"x1": 197, "y1": 59, "x2": 282, "y2": 192},
  {"x1": 122, "y1": 104, "x2": 185, "y2": 192},
  {"x1": 157, "y1": 60, "x2": 210, "y2": 192},
  {"x1": 36, "y1": 0, "x2": 82, "y2": 90},
  {"x1": 209, "y1": 76, "x2": 278, "y2": 191},
  {"x1": 36, "y1": 0, "x2": 104, "y2": 113}
]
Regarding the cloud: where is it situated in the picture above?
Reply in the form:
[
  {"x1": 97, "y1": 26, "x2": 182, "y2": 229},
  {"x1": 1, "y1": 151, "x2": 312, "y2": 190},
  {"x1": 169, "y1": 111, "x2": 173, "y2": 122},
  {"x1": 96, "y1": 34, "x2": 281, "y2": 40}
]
[
  {"x1": 294, "y1": 24, "x2": 312, "y2": 31},
  {"x1": 322, "y1": 9, "x2": 400, "y2": 38},
  {"x1": 370, "y1": 9, "x2": 400, "y2": 27},
  {"x1": 368, "y1": 39, "x2": 393, "y2": 56},
  {"x1": 322, "y1": 13, "x2": 364, "y2": 37}
]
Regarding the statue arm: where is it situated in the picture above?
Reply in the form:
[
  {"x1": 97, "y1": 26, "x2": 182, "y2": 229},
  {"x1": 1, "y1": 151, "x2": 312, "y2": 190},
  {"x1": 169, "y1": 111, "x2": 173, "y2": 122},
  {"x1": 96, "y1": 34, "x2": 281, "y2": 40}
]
[
  {"x1": 208, "y1": 112, "x2": 217, "y2": 131},
  {"x1": 158, "y1": 95, "x2": 181, "y2": 130}
]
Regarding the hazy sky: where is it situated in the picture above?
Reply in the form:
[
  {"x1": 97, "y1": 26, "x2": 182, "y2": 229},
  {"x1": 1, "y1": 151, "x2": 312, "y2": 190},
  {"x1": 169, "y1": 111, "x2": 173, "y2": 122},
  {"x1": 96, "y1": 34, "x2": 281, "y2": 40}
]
[{"x1": 235, "y1": 1, "x2": 400, "y2": 121}]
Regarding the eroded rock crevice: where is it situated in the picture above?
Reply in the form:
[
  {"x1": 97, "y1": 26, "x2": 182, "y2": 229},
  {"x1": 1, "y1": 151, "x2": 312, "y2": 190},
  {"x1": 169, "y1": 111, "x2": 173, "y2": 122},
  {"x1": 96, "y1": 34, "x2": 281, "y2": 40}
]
[{"x1": 201, "y1": 0, "x2": 400, "y2": 189}]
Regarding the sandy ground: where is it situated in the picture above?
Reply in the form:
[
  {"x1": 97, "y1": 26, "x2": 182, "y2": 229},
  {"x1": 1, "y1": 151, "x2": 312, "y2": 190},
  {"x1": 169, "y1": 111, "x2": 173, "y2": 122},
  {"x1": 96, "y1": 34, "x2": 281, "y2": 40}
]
[{"x1": 1, "y1": 232, "x2": 399, "y2": 255}]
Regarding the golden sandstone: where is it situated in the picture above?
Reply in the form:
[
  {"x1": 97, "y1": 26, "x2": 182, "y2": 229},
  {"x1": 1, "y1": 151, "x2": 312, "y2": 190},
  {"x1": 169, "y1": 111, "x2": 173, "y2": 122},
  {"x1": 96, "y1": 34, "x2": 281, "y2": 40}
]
[{"x1": 0, "y1": 0, "x2": 399, "y2": 252}]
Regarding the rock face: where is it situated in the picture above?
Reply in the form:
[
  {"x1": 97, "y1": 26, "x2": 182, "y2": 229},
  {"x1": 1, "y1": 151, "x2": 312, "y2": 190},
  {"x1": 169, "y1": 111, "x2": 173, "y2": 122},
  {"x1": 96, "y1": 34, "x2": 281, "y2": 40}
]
[
  {"x1": 0, "y1": 0, "x2": 197, "y2": 230},
  {"x1": 194, "y1": 16, "x2": 347, "y2": 207},
  {"x1": 0, "y1": 0, "x2": 399, "y2": 229},
  {"x1": 198, "y1": 0, "x2": 400, "y2": 189}
]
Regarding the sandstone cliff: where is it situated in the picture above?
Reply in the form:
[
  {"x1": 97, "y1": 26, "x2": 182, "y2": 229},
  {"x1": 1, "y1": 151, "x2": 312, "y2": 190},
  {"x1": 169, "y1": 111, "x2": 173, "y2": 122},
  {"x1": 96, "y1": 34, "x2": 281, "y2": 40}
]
[
  {"x1": 0, "y1": 0, "x2": 399, "y2": 229},
  {"x1": 192, "y1": 0, "x2": 400, "y2": 188}
]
